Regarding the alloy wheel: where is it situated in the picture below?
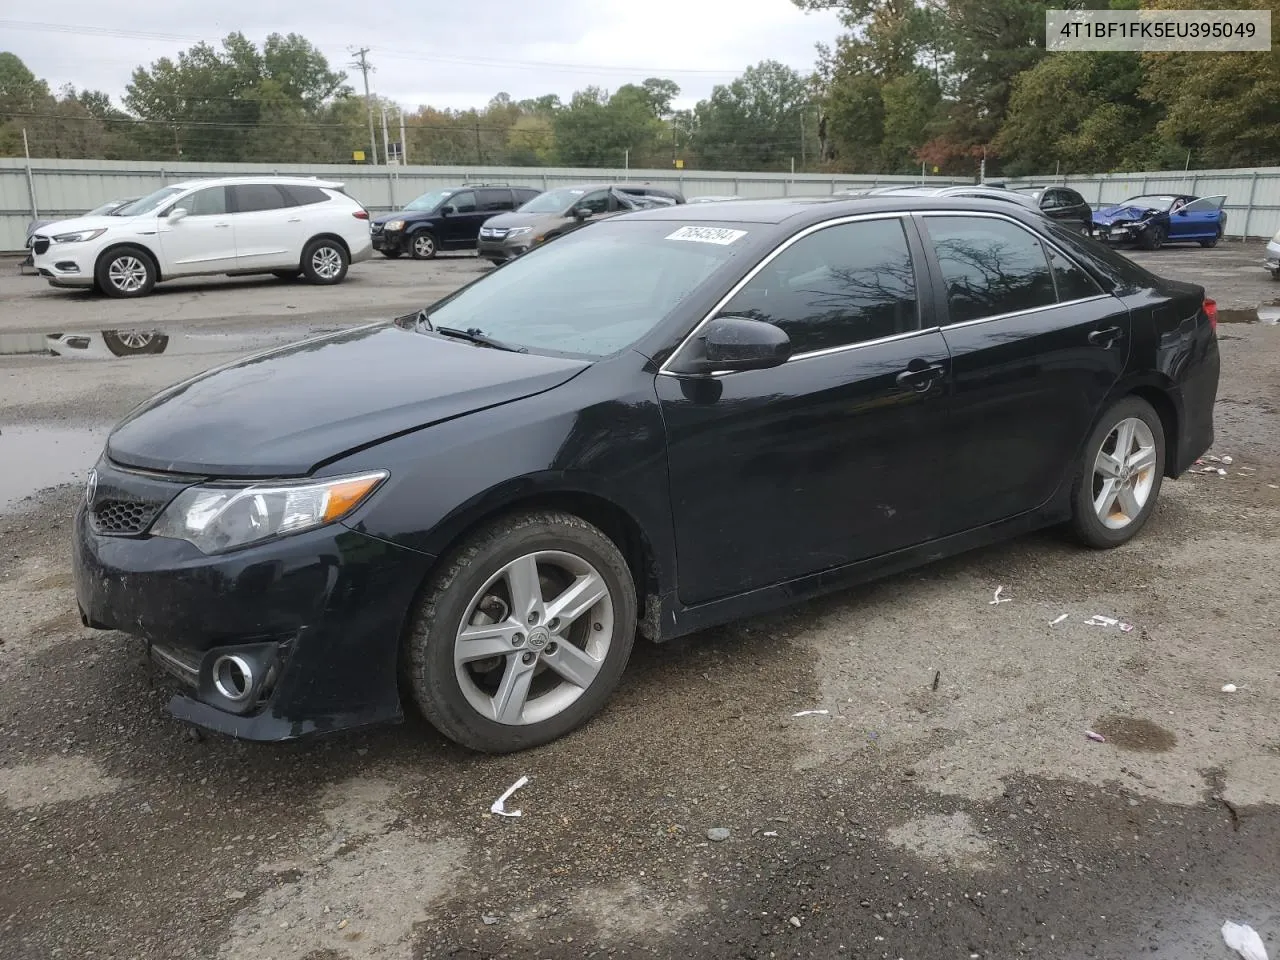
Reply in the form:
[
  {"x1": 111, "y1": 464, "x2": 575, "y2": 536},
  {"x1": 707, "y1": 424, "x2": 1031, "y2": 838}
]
[
  {"x1": 116, "y1": 332, "x2": 155, "y2": 349},
  {"x1": 1092, "y1": 417, "x2": 1158, "y2": 530},
  {"x1": 108, "y1": 256, "x2": 148, "y2": 293},
  {"x1": 414, "y1": 234, "x2": 435, "y2": 258},
  {"x1": 311, "y1": 246, "x2": 343, "y2": 280},
  {"x1": 453, "y1": 550, "x2": 614, "y2": 725}
]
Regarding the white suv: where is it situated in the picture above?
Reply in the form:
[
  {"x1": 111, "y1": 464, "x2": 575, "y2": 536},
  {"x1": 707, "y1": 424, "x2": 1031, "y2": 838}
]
[{"x1": 30, "y1": 176, "x2": 373, "y2": 298}]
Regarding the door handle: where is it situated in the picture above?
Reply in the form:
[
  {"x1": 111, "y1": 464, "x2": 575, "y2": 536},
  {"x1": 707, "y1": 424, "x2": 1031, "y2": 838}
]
[
  {"x1": 1088, "y1": 326, "x2": 1124, "y2": 348},
  {"x1": 214, "y1": 223, "x2": 230, "y2": 229},
  {"x1": 287, "y1": 217, "x2": 302, "y2": 223},
  {"x1": 895, "y1": 362, "x2": 945, "y2": 393}
]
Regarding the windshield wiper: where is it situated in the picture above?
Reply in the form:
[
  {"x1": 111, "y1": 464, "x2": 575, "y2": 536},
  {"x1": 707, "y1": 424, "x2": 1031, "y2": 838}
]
[{"x1": 434, "y1": 325, "x2": 526, "y2": 353}]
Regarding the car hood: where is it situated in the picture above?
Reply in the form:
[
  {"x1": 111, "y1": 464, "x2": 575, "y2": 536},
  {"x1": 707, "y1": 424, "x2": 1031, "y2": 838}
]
[
  {"x1": 483, "y1": 211, "x2": 564, "y2": 231},
  {"x1": 30, "y1": 214, "x2": 126, "y2": 236},
  {"x1": 1094, "y1": 205, "x2": 1161, "y2": 225},
  {"x1": 106, "y1": 324, "x2": 590, "y2": 477}
]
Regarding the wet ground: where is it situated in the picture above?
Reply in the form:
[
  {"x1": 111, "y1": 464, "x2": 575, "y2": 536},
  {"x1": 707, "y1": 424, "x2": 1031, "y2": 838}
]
[{"x1": 1, "y1": 244, "x2": 1279, "y2": 960}]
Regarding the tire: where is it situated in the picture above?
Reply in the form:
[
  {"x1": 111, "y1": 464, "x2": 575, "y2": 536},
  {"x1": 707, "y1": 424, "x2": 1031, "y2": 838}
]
[
  {"x1": 95, "y1": 246, "x2": 157, "y2": 298},
  {"x1": 409, "y1": 231, "x2": 438, "y2": 260},
  {"x1": 1271, "y1": 269, "x2": 1280, "y2": 281},
  {"x1": 101, "y1": 330, "x2": 169, "y2": 356},
  {"x1": 381, "y1": 249, "x2": 403, "y2": 259},
  {"x1": 405, "y1": 510, "x2": 637, "y2": 753},
  {"x1": 1200, "y1": 226, "x2": 1222, "y2": 248},
  {"x1": 271, "y1": 270, "x2": 300, "y2": 280},
  {"x1": 1139, "y1": 225, "x2": 1165, "y2": 251},
  {"x1": 301, "y1": 238, "x2": 349, "y2": 285},
  {"x1": 1069, "y1": 396, "x2": 1166, "y2": 549}
]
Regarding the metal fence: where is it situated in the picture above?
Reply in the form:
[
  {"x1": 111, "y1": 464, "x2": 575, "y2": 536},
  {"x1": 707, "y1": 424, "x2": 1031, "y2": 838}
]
[{"x1": 4, "y1": 157, "x2": 1278, "y2": 252}]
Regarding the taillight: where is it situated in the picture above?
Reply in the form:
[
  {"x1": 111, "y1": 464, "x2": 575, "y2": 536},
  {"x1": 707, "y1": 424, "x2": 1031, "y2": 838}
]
[
  {"x1": 352, "y1": 210, "x2": 370, "y2": 220},
  {"x1": 1204, "y1": 297, "x2": 1218, "y2": 333}
]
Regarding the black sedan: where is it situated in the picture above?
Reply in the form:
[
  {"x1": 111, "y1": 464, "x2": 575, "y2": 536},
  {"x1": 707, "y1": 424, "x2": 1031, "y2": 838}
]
[
  {"x1": 1012, "y1": 186, "x2": 1095, "y2": 234},
  {"x1": 74, "y1": 196, "x2": 1220, "y2": 752}
]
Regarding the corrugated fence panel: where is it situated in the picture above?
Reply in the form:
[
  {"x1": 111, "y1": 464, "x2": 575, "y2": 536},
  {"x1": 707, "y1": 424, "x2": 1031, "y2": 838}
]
[{"x1": 6, "y1": 158, "x2": 1280, "y2": 251}]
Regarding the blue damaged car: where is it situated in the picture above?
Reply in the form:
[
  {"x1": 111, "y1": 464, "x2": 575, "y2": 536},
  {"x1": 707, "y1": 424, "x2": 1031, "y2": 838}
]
[{"x1": 1091, "y1": 194, "x2": 1227, "y2": 250}]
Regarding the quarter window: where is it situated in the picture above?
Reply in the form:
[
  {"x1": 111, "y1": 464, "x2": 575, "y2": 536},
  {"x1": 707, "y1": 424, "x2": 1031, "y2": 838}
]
[
  {"x1": 281, "y1": 185, "x2": 330, "y2": 206},
  {"x1": 925, "y1": 217, "x2": 1056, "y2": 325},
  {"x1": 717, "y1": 218, "x2": 920, "y2": 355},
  {"x1": 1048, "y1": 246, "x2": 1103, "y2": 301}
]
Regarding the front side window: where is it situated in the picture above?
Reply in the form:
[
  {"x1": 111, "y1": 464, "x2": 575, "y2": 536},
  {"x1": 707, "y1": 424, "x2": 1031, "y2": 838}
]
[
  {"x1": 419, "y1": 220, "x2": 748, "y2": 359},
  {"x1": 233, "y1": 184, "x2": 289, "y2": 213},
  {"x1": 185, "y1": 186, "x2": 227, "y2": 216},
  {"x1": 447, "y1": 191, "x2": 477, "y2": 213},
  {"x1": 925, "y1": 216, "x2": 1056, "y2": 324},
  {"x1": 717, "y1": 218, "x2": 919, "y2": 355},
  {"x1": 518, "y1": 187, "x2": 587, "y2": 214},
  {"x1": 576, "y1": 190, "x2": 612, "y2": 215}
]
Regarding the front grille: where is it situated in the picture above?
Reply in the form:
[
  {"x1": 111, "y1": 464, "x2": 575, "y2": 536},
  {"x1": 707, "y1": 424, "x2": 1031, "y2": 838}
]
[
  {"x1": 479, "y1": 227, "x2": 509, "y2": 240},
  {"x1": 88, "y1": 461, "x2": 190, "y2": 537},
  {"x1": 33, "y1": 236, "x2": 50, "y2": 255}
]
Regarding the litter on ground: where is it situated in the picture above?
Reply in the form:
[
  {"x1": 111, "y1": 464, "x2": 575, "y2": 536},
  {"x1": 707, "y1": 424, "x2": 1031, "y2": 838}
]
[
  {"x1": 792, "y1": 709, "x2": 830, "y2": 717},
  {"x1": 1223, "y1": 684, "x2": 1239, "y2": 694},
  {"x1": 1051, "y1": 614, "x2": 1069, "y2": 626},
  {"x1": 989, "y1": 586, "x2": 1012, "y2": 605},
  {"x1": 490, "y1": 776, "x2": 529, "y2": 818},
  {"x1": 1222, "y1": 920, "x2": 1268, "y2": 960},
  {"x1": 1086, "y1": 730, "x2": 1106, "y2": 743}
]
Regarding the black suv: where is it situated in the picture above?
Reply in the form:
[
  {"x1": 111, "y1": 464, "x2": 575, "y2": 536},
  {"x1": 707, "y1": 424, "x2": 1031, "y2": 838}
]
[
  {"x1": 1012, "y1": 186, "x2": 1094, "y2": 235},
  {"x1": 372, "y1": 184, "x2": 541, "y2": 259}
]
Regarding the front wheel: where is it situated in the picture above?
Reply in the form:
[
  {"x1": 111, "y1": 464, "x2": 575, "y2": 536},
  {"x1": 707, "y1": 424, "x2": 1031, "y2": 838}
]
[
  {"x1": 410, "y1": 231, "x2": 438, "y2": 260},
  {"x1": 95, "y1": 246, "x2": 156, "y2": 298},
  {"x1": 404, "y1": 511, "x2": 637, "y2": 753},
  {"x1": 301, "y1": 238, "x2": 349, "y2": 285},
  {"x1": 1069, "y1": 397, "x2": 1165, "y2": 549},
  {"x1": 1139, "y1": 225, "x2": 1166, "y2": 251}
]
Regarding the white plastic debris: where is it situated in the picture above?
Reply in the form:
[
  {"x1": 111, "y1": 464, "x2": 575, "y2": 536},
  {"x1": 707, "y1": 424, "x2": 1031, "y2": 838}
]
[
  {"x1": 1085, "y1": 615, "x2": 1119, "y2": 627},
  {"x1": 989, "y1": 586, "x2": 1012, "y2": 605},
  {"x1": 762, "y1": 830, "x2": 779, "y2": 837},
  {"x1": 1050, "y1": 614, "x2": 1069, "y2": 626},
  {"x1": 1086, "y1": 730, "x2": 1106, "y2": 743},
  {"x1": 1223, "y1": 684, "x2": 1238, "y2": 694},
  {"x1": 490, "y1": 776, "x2": 529, "y2": 818},
  {"x1": 792, "y1": 709, "x2": 830, "y2": 717},
  {"x1": 1222, "y1": 921, "x2": 1268, "y2": 960},
  {"x1": 1222, "y1": 456, "x2": 1234, "y2": 465}
]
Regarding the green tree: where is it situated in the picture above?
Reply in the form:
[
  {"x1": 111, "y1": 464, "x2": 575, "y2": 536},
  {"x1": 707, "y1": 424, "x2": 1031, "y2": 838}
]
[
  {"x1": 0, "y1": 52, "x2": 52, "y2": 155},
  {"x1": 691, "y1": 60, "x2": 810, "y2": 170}
]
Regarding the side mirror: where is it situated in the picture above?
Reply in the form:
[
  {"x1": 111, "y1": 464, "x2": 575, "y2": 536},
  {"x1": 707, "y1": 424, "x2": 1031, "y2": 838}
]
[
  {"x1": 571, "y1": 206, "x2": 592, "y2": 220},
  {"x1": 684, "y1": 316, "x2": 791, "y2": 374},
  {"x1": 441, "y1": 205, "x2": 455, "y2": 216},
  {"x1": 168, "y1": 207, "x2": 188, "y2": 223}
]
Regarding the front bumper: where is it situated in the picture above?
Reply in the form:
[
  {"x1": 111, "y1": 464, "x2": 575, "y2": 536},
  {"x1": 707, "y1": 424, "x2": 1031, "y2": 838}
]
[
  {"x1": 477, "y1": 237, "x2": 530, "y2": 263},
  {"x1": 1091, "y1": 224, "x2": 1142, "y2": 243},
  {"x1": 33, "y1": 243, "x2": 96, "y2": 287},
  {"x1": 372, "y1": 230, "x2": 407, "y2": 255},
  {"x1": 74, "y1": 470, "x2": 435, "y2": 741},
  {"x1": 1264, "y1": 239, "x2": 1280, "y2": 273}
]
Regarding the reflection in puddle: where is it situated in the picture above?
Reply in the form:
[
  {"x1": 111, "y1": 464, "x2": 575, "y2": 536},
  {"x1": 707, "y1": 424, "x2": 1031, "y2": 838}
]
[
  {"x1": 1218, "y1": 302, "x2": 1280, "y2": 325},
  {"x1": 0, "y1": 425, "x2": 109, "y2": 511},
  {"x1": 0, "y1": 325, "x2": 352, "y2": 359}
]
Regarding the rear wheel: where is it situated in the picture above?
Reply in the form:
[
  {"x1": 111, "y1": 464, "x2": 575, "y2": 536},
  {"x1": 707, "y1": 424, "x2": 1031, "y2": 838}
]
[
  {"x1": 1200, "y1": 226, "x2": 1222, "y2": 248},
  {"x1": 1069, "y1": 397, "x2": 1165, "y2": 549},
  {"x1": 410, "y1": 231, "x2": 438, "y2": 260},
  {"x1": 95, "y1": 246, "x2": 157, "y2": 298},
  {"x1": 301, "y1": 238, "x2": 348, "y2": 285},
  {"x1": 404, "y1": 511, "x2": 637, "y2": 753}
]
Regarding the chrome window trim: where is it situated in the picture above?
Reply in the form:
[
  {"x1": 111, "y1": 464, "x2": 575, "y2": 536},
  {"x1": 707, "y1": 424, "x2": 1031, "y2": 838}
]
[
  {"x1": 940, "y1": 294, "x2": 1114, "y2": 331},
  {"x1": 658, "y1": 212, "x2": 919, "y2": 377}
]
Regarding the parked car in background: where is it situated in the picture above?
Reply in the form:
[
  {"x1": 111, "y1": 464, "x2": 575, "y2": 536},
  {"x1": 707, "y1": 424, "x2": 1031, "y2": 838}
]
[
  {"x1": 23, "y1": 197, "x2": 138, "y2": 266},
  {"x1": 688, "y1": 195, "x2": 744, "y2": 203},
  {"x1": 30, "y1": 177, "x2": 372, "y2": 298},
  {"x1": 1090, "y1": 194, "x2": 1227, "y2": 250},
  {"x1": 1265, "y1": 228, "x2": 1280, "y2": 279},
  {"x1": 477, "y1": 184, "x2": 684, "y2": 263},
  {"x1": 73, "y1": 194, "x2": 1218, "y2": 752},
  {"x1": 1011, "y1": 186, "x2": 1094, "y2": 234},
  {"x1": 840, "y1": 185, "x2": 1045, "y2": 216},
  {"x1": 371, "y1": 185, "x2": 541, "y2": 260}
]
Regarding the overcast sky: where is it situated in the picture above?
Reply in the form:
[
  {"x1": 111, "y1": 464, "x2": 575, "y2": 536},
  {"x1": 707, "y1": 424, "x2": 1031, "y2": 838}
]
[{"x1": 5, "y1": 2, "x2": 843, "y2": 111}]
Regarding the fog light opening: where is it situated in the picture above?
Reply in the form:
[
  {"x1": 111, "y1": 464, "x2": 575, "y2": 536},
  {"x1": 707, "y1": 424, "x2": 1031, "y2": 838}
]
[{"x1": 212, "y1": 654, "x2": 254, "y2": 702}]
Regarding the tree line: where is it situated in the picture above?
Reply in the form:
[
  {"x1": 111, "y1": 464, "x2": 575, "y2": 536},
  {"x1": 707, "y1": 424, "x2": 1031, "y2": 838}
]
[{"x1": 1, "y1": 0, "x2": 1276, "y2": 178}]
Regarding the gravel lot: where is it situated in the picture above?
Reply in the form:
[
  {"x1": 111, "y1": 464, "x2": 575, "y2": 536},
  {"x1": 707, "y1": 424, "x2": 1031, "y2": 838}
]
[{"x1": 1, "y1": 241, "x2": 1278, "y2": 960}]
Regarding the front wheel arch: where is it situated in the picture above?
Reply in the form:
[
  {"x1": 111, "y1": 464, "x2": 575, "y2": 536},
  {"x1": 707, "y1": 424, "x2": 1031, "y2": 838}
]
[{"x1": 95, "y1": 242, "x2": 163, "y2": 283}]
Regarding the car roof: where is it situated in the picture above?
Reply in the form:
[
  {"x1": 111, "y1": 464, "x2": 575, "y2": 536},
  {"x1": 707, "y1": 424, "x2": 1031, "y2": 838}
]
[
  {"x1": 617, "y1": 194, "x2": 1055, "y2": 226},
  {"x1": 166, "y1": 175, "x2": 346, "y2": 190}
]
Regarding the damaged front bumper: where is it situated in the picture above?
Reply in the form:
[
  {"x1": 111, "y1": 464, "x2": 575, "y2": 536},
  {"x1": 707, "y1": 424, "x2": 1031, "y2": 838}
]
[{"x1": 73, "y1": 471, "x2": 434, "y2": 741}]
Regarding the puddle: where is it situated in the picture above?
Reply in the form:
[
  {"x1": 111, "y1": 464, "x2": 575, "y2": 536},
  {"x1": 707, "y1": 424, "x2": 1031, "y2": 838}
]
[
  {"x1": 0, "y1": 425, "x2": 109, "y2": 511},
  {"x1": 1091, "y1": 715, "x2": 1178, "y2": 753},
  {"x1": 1218, "y1": 302, "x2": 1280, "y2": 325},
  {"x1": 0, "y1": 326, "x2": 354, "y2": 360}
]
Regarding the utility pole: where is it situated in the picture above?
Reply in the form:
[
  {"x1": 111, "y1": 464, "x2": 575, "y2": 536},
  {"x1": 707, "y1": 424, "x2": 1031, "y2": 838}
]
[
  {"x1": 381, "y1": 105, "x2": 391, "y2": 165},
  {"x1": 800, "y1": 110, "x2": 806, "y2": 171},
  {"x1": 349, "y1": 47, "x2": 378, "y2": 164},
  {"x1": 399, "y1": 108, "x2": 408, "y2": 165},
  {"x1": 474, "y1": 120, "x2": 482, "y2": 165}
]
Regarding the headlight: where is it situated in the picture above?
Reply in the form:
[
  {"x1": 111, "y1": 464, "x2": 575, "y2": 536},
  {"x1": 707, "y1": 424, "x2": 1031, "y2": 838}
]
[
  {"x1": 505, "y1": 227, "x2": 533, "y2": 238},
  {"x1": 384, "y1": 220, "x2": 405, "y2": 231},
  {"x1": 150, "y1": 470, "x2": 388, "y2": 554},
  {"x1": 52, "y1": 228, "x2": 106, "y2": 243}
]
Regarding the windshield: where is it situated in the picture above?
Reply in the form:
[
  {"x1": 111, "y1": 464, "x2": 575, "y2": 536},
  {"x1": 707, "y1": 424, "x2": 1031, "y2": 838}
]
[
  {"x1": 1118, "y1": 195, "x2": 1176, "y2": 210},
  {"x1": 404, "y1": 189, "x2": 454, "y2": 212},
  {"x1": 115, "y1": 187, "x2": 185, "y2": 218},
  {"x1": 86, "y1": 199, "x2": 130, "y2": 217},
  {"x1": 518, "y1": 187, "x2": 590, "y2": 214},
  {"x1": 418, "y1": 220, "x2": 751, "y2": 359}
]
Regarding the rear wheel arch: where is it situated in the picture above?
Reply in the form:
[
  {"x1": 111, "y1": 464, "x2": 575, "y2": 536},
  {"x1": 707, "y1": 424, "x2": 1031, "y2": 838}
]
[
  {"x1": 302, "y1": 232, "x2": 350, "y2": 264},
  {"x1": 1099, "y1": 379, "x2": 1180, "y2": 477}
]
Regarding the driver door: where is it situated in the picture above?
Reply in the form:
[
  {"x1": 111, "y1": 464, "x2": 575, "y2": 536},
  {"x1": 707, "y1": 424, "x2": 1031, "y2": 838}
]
[
  {"x1": 1171, "y1": 195, "x2": 1226, "y2": 240},
  {"x1": 156, "y1": 186, "x2": 236, "y2": 276},
  {"x1": 439, "y1": 191, "x2": 484, "y2": 248}
]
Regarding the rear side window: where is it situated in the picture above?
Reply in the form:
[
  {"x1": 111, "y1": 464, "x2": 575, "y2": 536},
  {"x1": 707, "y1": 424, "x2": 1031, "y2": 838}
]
[
  {"x1": 1048, "y1": 246, "x2": 1103, "y2": 301},
  {"x1": 1063, "y1": 189, "x2": 1086, "y2": 206},
  {"x1": 282, "y1": 185, "x2": 330, "y2": 206},
  {"x1": 924, "y1": 216, "x2": 1056, "y2": 324},
  {"x1": 717, "y1": 218, "x2": 919, "y2": 354},
  {"x1": 232, "y1": 184, "x2": 289, "y2": 213},
  {"x1": 477, "y1": 188, "x2": 513, "y2": 212}
]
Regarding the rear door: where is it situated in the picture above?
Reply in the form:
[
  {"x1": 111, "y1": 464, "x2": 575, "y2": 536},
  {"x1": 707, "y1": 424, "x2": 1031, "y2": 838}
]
[
  {"x1": 918, "y1": 212, "x2": 1131, "y2": 532},
  {"x1": 1171, "y1": 195, "x2": 1226, "y2": 240},
  {"x1": 157, "y1": 186, "x2": 235, "y2": 275},
  {"x1": 658, "y1": 215, "x2": 953, "y2": 605},
  {"x1": 230, "y1": 184, "x2": 306, "y2": 270}
]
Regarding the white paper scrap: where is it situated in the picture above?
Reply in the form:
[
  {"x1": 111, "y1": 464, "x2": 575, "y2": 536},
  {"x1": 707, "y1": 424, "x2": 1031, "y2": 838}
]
[
  {"x1": 1050, "y1": 614, "x2": 1069, "y2": 626},
  {"x1": 1222, "y1": 921, "x2": 1268, "y2": 960},
  {"x1": 792, "y1": 710, "x2": 830, "y2": 717},
  {"x1": 490, "y1": 776, "x2": 529, "y2": 818},
  {"x1": 989, "y1": 586, "x2": 1012, "y2": 605}
]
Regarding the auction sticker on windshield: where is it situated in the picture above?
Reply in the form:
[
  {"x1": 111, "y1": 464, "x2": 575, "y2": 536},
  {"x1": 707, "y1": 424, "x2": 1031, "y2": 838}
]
[{"x1": 665, "y1": 226, "x2": 748, "y2": 245}]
